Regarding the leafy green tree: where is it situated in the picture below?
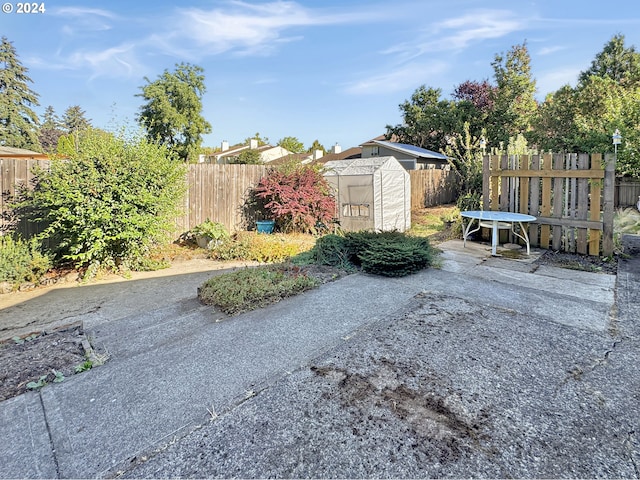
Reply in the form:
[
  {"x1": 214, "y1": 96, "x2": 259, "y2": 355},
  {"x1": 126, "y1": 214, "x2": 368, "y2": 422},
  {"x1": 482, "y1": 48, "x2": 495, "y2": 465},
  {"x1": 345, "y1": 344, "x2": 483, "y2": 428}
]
[
  {"x1": 137, "y1": 63, "x2": 212, "y2": 162},
  {"x1": 38, "y1": 105, "x2": 64, "y2": 153},
  {"x1": 17, "y1": 128, "x2": 186, "y2": 274},
  {"x1": 62, "y1": 105, "x2": 91, "y2": 134},
  {"x1": 385, "y1": 86, "x2": 461, "y2": 151},
  {"x1": 0, "y1": 36, "x2": 40, "y2": 149},
  {"x1": 244, "y1": 132, "x2": 269, "y2": 146},
  {"x1": 489, "y1": 42, "x2": 538, "y2": 147},
  {"x1": 278, "y1": 136, "x2": 305, "y2": 153},
  {"x1": 530, "y1": 86, "x2": 578, "y2": 152},
  {"x1": 579, "y1": 34, "x2": 640, "y2": 87},
  {"x1": 229, "y1": 148, "x2": 262, "y2": 164},
  {"x1": 452, "y1": 79, "x2": 495, "y2": 141},
  {"x1": 443, "y1": 122, "x2": 484, "y2": 210},
  {"x1": 308, "y1": 139, "x2": 325, "y2": 154}
]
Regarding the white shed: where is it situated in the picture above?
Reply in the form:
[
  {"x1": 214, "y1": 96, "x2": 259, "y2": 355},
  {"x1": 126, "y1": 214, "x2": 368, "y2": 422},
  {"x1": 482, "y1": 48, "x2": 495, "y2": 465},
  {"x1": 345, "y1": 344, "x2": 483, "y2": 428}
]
[{"x1": 323, "y1": 156, "x2": 411, "y2": 232}]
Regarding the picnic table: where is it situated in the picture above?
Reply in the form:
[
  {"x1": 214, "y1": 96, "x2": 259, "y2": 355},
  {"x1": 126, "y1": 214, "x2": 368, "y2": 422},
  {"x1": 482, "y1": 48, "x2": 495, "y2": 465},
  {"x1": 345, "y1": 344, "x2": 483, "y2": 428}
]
[{"x1": 461, "y1": 210, "x2": 537, "y2": 256}]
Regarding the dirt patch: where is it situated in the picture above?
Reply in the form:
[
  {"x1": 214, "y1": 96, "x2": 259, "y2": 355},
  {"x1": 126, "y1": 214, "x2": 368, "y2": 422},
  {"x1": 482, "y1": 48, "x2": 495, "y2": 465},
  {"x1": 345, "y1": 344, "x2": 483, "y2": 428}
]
[
  {"x1": 0, "y1": 325, "x2": 91, "y2": 401},
  {"x1": 311, "y1": 358, "x2": 487, "y2": 464},
  {"x1": 533, "y1": 250, "x2": 618, "y2": 274}
]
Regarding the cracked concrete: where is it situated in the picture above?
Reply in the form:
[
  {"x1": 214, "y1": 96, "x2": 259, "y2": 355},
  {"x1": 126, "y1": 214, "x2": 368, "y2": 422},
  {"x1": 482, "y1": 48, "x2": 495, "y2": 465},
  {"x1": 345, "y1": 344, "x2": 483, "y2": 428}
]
[{"x1": 1, "y1": 239, "x2": 638, "y2": 479}]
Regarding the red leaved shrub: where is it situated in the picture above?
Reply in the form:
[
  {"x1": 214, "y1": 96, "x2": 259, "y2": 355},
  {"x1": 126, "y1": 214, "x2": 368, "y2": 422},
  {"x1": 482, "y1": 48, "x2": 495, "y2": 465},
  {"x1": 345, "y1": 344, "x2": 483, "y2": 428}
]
[{"x1": 254, "y1": 166, "x2": 336, "y2": 233}]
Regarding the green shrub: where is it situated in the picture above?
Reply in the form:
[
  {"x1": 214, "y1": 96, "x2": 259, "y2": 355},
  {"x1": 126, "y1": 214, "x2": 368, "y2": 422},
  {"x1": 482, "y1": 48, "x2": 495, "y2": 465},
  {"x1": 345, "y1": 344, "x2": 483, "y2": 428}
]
[
  {"x1": 198, "y1": 264, "x2": 319, "y2": 315},
  {"x1": 190, "y1": 220, "x2": 229, "y2": 242},
  {"x1": 0, "y1": 235, "x2": 51, "y2": 285},
  {"x1": 356, "y1": 236, "x2": 433, "y2": 277},
  {"x1": 14, "y1": 129, "x2": 186, "y2": 273},
  {"x1": 308, "y1": 230, "x2": 433, "y2": 277},
  {"x1": 310, "y1": 234, "x2": 352, "y2": 268}
]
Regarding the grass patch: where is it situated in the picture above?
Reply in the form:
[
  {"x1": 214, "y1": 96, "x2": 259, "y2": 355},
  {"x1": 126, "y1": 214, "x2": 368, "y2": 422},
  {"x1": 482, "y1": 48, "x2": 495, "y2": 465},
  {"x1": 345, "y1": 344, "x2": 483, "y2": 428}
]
[
  {"x1": 198, "y1": 264, "x2": 320, "y2": 315},
  {"x1": 410, "y1": 204, "x2": 460, "y2": 242}
]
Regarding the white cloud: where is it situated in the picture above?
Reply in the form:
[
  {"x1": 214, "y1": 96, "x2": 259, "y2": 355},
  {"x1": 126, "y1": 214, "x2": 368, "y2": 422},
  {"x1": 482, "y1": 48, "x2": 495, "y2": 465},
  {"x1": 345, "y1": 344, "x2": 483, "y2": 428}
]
[
  {"x1": 51, "y1": 6, "x2": 117, "y2": 34},
  {"x1": 344, "y1": 61, "x2": 449, "y2": 95},
  {"x1": 383, "y1": 10, "x2": 524, "y2": 59},
  {"x1": 30, "y1": 43, "x2": 143, "y2": 80},
  {"x1": 170, "y1": 0, "x2": 386, "y2": 56},
  {"x1": 537, "y1": 46, "x2": 565, "y2": 56}
]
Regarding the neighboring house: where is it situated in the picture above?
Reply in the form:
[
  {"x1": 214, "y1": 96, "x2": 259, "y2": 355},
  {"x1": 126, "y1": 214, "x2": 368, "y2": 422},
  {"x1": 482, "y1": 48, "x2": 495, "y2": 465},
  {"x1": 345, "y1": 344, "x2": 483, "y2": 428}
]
[
  {"x1": 316, "y1": 144, "x2": 362, "y2": 164},
  {"x1": 199, "y1": 139, "x2": 292, "y2": 164},
  {"x1": 0, "y1": 146, "x2": 49, "y2": 160},
  {"x1": 360, "y1": 138, "x2": 448, "y2": 170}
]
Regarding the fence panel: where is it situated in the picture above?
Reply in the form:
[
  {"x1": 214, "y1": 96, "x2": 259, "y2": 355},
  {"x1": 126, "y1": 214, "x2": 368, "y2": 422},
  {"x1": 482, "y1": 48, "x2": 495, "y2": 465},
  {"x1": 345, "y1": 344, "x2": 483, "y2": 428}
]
[
  {"x1": 175, "y1": 164, "x2": 267, "y2": 236},
  {"x1": 0, "y1": 158, "x2": 50, "y2": 236},
  {"x1": 485, "y1": 153, "x2": 614, "y2": 256},
  {"x1": 409, "y1": 168, "x2": 456, "y2": 208},
  {"x1": 615, "y1": 177, "x2": 640, "y2": 207}
]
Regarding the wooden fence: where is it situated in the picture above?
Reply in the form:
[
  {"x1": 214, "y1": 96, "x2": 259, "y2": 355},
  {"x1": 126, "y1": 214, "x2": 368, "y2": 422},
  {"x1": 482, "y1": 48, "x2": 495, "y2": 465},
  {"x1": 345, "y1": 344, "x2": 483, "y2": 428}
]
[
  {"x1": 615, "y1": 177, "x2": 640, "y2": 207},
  {"x1": 0, "y1": 158, "x2": 50, "y2": 237},
  {"x1": 175, "y1": 164, "x2": 267, "y2": 235},
  {"x1": 409, "y1": 168, "x2": 457, "y2": 208},
  {"x1": 483, "y1": 153, "x2": 615, "y2": 256}
]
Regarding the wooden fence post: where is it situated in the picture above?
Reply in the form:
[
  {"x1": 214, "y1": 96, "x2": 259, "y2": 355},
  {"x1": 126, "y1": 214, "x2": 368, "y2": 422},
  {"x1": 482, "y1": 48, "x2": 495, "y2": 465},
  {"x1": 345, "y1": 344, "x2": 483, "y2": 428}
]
[{"x1": 602, "y1": 154, "x2": 616, "y2": 257}]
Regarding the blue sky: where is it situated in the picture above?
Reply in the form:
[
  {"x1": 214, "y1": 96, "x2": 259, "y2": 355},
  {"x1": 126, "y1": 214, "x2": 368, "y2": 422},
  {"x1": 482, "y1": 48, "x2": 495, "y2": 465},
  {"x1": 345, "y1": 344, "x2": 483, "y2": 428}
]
[{"x1": 3, "y1": 0, "x2": 640, "y2": 151}]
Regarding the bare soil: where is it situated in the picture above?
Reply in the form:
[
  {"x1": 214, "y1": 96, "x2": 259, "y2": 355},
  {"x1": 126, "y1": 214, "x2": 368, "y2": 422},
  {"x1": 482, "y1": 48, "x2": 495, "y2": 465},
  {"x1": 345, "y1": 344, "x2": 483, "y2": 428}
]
[
  {"x1": 533, "y1": 250, "x2": 618, "y2": 274},
  {"x1": 0, "y1": 325, "x2": 89, "y2": 401}
]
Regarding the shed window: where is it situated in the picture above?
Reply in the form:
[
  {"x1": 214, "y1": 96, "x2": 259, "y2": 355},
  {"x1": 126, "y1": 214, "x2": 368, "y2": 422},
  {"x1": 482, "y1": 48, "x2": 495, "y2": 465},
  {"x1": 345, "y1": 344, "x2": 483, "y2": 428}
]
[{"x1": 342, "y1": 203, "x2": 370, "y2": 217}]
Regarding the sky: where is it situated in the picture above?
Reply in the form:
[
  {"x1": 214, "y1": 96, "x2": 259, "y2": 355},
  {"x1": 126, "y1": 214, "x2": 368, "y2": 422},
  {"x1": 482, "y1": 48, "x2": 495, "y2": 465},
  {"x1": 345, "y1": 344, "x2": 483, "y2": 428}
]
[{"x1": 2, "y1": 0, "x2": 640, "y2": 151}]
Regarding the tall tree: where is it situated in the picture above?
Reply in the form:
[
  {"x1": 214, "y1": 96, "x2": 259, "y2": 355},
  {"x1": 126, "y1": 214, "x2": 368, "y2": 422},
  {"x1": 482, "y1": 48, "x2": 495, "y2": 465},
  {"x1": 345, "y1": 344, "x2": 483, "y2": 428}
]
[
  {"x1": 307, "y1": 139, "x2": 325, "y2": 154},
  {"x1": 579, "y1": 34, "x2": 640, "y2": 87},
  {"x1": 137, "y1": 63, "x2": 212, "y2": 162},
  {"x1": 385, "y1": 85, "x2": 460, "y2": 151},
  {"x1": 278, "y1": 136, "x2": 305, "y2": 153},
  {"x1": 0, "y1": 36, "x2": 40, "y2": 150},
  {"x1": 62, "y1": 105, "x2": 91, "y2": 134},
  {"x1": 489, "y1": 42, "x2": 538, "y2": 147},
  {"x1": 39, "y1": 105, "x2": 64, "y2": 152}
]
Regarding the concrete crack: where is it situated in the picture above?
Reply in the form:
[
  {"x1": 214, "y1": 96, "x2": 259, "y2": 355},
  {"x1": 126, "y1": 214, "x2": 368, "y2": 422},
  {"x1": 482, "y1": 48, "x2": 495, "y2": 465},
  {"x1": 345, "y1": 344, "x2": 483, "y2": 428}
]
[
  {"x1": 625, "y1": 429, "x2": 639, "y2": 479},
  {"x1": 39, "y1": 391, "x2": 61, "y2": 479}
]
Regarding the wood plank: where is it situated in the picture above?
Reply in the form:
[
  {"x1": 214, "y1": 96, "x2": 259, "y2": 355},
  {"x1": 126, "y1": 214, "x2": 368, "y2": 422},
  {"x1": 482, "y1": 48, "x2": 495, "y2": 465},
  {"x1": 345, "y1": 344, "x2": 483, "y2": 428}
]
[
  {"x1": 588, "y1": 154, "x2": 602, "y2": 255},
  {"x1": 602, "y1": 154, "x2": 616, "y2": 256},
  {"x1": 528, "y1": 155, "x2": 541, "y2": 247},
  {"x1": 482, "y1": 155, "x2": 490, "y2": 210},
  {"x1": 568, "y1": 153, "x2": 577, "y2": 252},
  {"x1": 493, "y1": 169, "x2": 604, "y2": 178},
  {"x1": 500, "y1": 155, "x2": 509, "y2": 211},
  {"x1": 533, "y1": 216, "x2": 602, "y2": 230},
  {"x1": 552, "y1": 154, "x2": 564, "y2": 251},
  {"x1": 576, "y1": 154, "x2": 589, "y2": 254},
  {"x1": 540, "y1": 154, "x2": 552, "y2": 248},
  {"x1": 490, "y1": 155, "x2": 500, "y2": 210}
]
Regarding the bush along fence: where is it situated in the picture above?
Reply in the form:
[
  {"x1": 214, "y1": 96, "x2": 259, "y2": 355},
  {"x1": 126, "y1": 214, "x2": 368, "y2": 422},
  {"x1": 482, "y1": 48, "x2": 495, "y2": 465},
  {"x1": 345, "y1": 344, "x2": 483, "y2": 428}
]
[{"x1": 482, "y1": 153, "x2": 615, "y2": 257}]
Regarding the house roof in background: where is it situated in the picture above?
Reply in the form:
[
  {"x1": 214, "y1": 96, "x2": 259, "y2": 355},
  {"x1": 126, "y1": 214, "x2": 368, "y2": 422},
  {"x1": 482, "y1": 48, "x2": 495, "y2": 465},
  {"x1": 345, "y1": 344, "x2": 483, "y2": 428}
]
[
  {"x1": 0, "y1": 146, "x2": 49, "y2": 159},
  {"x1": 316, "y1": 147, "x2": 362, "y2": 163},
  {"x1": 368, "y1": 140, "x2": 448, "y2": 160}
]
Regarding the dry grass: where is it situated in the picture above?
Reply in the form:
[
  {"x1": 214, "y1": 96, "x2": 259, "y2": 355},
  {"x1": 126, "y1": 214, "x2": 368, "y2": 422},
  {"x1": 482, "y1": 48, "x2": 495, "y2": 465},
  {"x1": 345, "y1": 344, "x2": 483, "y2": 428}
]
[{"x1": 409, "y1": 204, "x2": 460, "y2": 244}]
